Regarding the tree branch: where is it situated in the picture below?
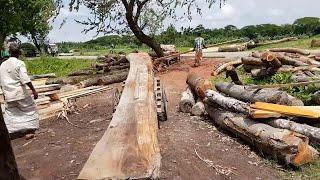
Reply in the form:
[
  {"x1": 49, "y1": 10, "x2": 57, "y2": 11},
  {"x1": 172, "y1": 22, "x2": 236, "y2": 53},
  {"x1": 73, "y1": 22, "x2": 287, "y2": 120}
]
[{"x1": 134, "y1": 0, "x2": 150, "y2": 23}]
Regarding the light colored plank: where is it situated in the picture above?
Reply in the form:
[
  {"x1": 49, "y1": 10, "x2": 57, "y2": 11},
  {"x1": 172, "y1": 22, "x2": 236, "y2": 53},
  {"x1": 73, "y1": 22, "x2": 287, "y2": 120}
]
[{"x1": 78, "y1": 53, "x2": 161, "y2": 179}]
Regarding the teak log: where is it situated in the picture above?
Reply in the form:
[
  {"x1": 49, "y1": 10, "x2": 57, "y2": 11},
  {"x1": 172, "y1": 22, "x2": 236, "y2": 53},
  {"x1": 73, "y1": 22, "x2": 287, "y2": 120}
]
[
  {"x1": 269, "y1": 48, "x2": 310, "y2": 56},
  {"x1": 0, "y1": 106, "x2": 20, "y2": 179},
  {"x1": 78, "y1": 53, "x2": 161, "y2": 179},
  {"x1": 186, "y1": 73, "x2": 213, "y2": 99},
  {"x1": 226, "y1": 66, "x2": 243, "y2": 85},
  {"x1": 268, "y1": 119, "x2": 320, "y2": 143},
  {"x1": 68, "y1": 70, "x2": 94, "y2": 77},
  {"x1": 215, "y1": 82, "x2": 304, "y2": 106},
  {"x1": 279, "y1": 56, "x2": 308, "y2": 67},
  {"x1": 78, "y1": 72, "x2": 128, "y2": 88},
  {"x1": 179, "y1": 87, "x2": 196, "y2": 113},
  {"x1": 241, "y1": 57, "x2": 264, "y2": 66},
  {"x1": 251, "y1": 68, "x2": 276, "y2": 78},
  {"x1": 204, "y1": 105, "x2": 318, "y2": 166},
  {"x1": 191, "y1": 99, "x2": 205, "y2": 116},
  {"x1": 212, "y1": 59, "x2": 242, "y2": 76},
  {"x1": 278, "y1": 65, "x2": 320, "y2": 73},
  {"x1": 260, "y1": 52, "x2": 282, "y2": 68}
]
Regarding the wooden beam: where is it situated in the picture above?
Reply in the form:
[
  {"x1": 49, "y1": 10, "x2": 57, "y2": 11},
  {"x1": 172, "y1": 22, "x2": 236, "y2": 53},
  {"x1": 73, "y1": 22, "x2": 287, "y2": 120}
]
[
  {"x1": 78, "y1": 53, "x2": 161, "y2": 179},
  {"x1": 251, "y1": 102, "x2": 320, "y2": 119}
]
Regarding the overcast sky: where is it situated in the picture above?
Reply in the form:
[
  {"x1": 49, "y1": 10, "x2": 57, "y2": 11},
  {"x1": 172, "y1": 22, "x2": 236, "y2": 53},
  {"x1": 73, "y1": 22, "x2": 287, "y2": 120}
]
[{"x1": 48, "y1": 0, "x2": 320, "y2": 42}]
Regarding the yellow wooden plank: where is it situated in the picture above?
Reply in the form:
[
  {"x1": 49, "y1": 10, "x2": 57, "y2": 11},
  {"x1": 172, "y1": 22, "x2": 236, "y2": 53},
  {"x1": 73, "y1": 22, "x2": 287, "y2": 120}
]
[
  {"x1": 251, "y1": 109, "x2": 282, "y2": 119},
  {"x1": 251, "y1": 102, "x2": 320, "y2": 119}
]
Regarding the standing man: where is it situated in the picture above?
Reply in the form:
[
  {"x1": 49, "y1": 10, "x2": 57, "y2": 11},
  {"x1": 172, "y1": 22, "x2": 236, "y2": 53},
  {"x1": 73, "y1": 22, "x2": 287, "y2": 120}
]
[
  {"x1": 193, "y1": 33, "x2": 207, "y2": 67},
  {"x1": 0, "y1": 43, "x2": 39, "y2": 138}
]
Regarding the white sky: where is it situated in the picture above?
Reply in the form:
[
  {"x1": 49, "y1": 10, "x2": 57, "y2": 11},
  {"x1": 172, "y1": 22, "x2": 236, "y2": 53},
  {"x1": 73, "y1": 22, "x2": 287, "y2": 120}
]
[{"x1": 47, "y1": 0, "x2": 320, "y2": 43}]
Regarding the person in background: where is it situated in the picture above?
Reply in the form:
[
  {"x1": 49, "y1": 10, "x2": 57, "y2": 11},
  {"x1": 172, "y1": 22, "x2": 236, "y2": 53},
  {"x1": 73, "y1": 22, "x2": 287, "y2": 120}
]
[
  {"x1": 0, "y1": 43, "x2": 39, "y2": 139},
  {"x1": 193, "y1": 33, "x2": 207, "y2": 67}
]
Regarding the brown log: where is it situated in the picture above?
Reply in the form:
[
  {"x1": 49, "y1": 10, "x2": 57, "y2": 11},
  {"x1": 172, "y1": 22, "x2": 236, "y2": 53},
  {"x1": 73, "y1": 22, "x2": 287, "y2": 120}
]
[
  {"x1": 78, "y1": 72, "x2": 128, "y2": 88},
  {"x1": 110, "y1": 64, "x2": 130, "y2": 71},
  {"x1": 311, "y1": 39, "x2": 320, "y2": 48},
  {"x1": 191, "y1": 99, "x2": 205, "y2": 116},
  {"x1": 179, "y1": 87, "x2": 196, "y2": 113},
  {"x1": 212, "y1": 59, "x2": 242, "y2": 76},
  {"x1": 251, "y1": 52, "x2": 262, "y2": 58},
  {"x1": 79, "y1": 53, "x2": 160, "y2": 179},
  {"x1": 268, "y1": 119, "x2": 320, "y2": 143},
  {"x1": 218, "y1": 44, "x2": 247, "y2": 52},
  {"x1": 251, "y1": 68, "x2": 276, "y2": 78},
  {"x1": 0, "y1": 106, "x2": 21, "y2": 179},
  {"x1": 297, "y1": 56, "x2": 320, "y2": 66},
  {"x1": 186, "y1": 73, "x2": 213, "y2": 100},
  {"x1": 269, "y1": 48, "x2": 310, "y2": 56},
  {"x1": 68, "y1": 69, "x2": 94, "y2": 76},
  {"x1": 226, "y1": 66, "x2": 243, "y2": 85},
  {"x1": 279, "y1": 56, "x2": 308, "y2": 66},
  {"x1": 215, "y1": 82, "x2": 304, "y2": 106},
  {"x1": 260, "y1": 52, "x2": 282, "y2": 68},
  {"x1": 278, "y1": 65, "x2": 320, "y2": 73},
  {"x1": 243, "y1": 64, "x2": 261, "y2": 73},
  {"x1": 204, "y1": 105, "x2": 318, "y2": 166},
  {"x1": 241, "y1": 57, "x2": 264, "y2": 66}
]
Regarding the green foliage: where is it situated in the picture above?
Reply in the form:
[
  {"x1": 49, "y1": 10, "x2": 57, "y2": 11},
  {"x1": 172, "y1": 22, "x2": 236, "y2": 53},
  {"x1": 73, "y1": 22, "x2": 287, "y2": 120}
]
[
  {"x1": 24, "y1": 57, "x2": 94, "y2": 77},
  {"x1": 21, "y1": 43, "x2": 37, "y2": 57}
]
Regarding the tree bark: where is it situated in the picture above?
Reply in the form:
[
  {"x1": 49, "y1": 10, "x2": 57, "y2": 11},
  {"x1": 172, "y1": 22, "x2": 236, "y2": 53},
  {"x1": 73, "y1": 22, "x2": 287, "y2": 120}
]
[
  {"x1": 241, "y1": 57, "x2": 264, "y2": 66},
  {"x1": 78, "y1": 72, "x2": 128, "y2": 88},
  {"x1": 212, "y1": 59, "x2": 242, "y2": 76},
  {"x1": 186, "y1": 73, "x2": 213, "y2": 100},
  {"x1": 251, "y1": 68, "x2": 276, "y2": 78},
  {"x1": 0, "y1": 106, "x2": 21, "y2": 179},
  {"x1": 204, "y1": 105, "x2": 318, "y2": 166},
  {"x1": 269, "y1": 48, "x2": 310, "y2": 56},
  {"x1": 191, "y1": 99, "x2": 205, "y2": 116},
  {"x1": 31, "y1": 32, "x2": 41, "y2": 53},
  {"x1": 179, "y1": 87, "x2": 196, "y2": 113},
  {"x1": 268, "y1": 119, "x2": 320, "y2": 143},
  {"x1": 215, "y1": 82, "x2": 304, "y2": 106},
  {"x1": 279, "y1": 56, "x2": 308, "y2": 66},
  {"x1": 125, "y1": 8, "x2": 164, "y2": 57}
]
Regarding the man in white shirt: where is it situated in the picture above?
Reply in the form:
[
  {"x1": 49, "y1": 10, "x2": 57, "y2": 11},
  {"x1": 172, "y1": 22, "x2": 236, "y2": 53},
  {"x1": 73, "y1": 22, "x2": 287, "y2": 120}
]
[{"x1": 0, "y1": 43, "x2": 39, "y2": 137}]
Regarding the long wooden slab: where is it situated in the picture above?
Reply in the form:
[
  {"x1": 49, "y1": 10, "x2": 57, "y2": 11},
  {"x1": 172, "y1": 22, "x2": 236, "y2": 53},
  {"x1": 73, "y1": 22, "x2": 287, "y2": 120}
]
[{"x1": 78, "y1": 53, "x2": 161, "y2": 179}]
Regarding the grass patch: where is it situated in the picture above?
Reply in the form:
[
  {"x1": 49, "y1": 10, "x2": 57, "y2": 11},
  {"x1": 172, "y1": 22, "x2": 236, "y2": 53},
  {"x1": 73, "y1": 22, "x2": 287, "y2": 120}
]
[
  {"x1": 252, "y1": 34, "x2": 320, "y2": 51},
  {"x1": 24, "y1": 56, "x2": 94, "y2": 77}
]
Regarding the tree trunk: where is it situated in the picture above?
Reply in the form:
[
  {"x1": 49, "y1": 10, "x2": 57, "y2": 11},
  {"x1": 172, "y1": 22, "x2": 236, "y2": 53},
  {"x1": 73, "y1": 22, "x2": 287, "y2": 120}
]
[
  {"x1": 179, "y1": 87, "x2": 196, "y2": 113},
  {"x1": 241, "y1": 57, "x2": 264, "y2": 66},
  {"x1": 0, "y1": 106, "x2": 21, "y2": 179},
  {"x1": 78, "y1": 72, "x2": 128, "y2": 88},
  {"x1": 212, "y1": 59, "x2": 242, "y2": 76},
  {"x1": 279, "y1": 56, "x2": 308, "y2": 66},
  {"x1": 204, "y1": 105, "x2": 318, "y2": 166},
  {"x1": 268, "y1": 119, "x2": 320, "y2": 143},
  {"x1": 215, "y1": 82, "x2": 304, "y2": 106},
  {"x1": 186, "y1": 73, "x2": 213, "y2": 99},
  {"x1": 251, "y1": 68, "x2": 276, "y2": 78},
  {"x1": 125, "y1": 11, "x2": 164, "y2": 57},
  {"x1": 205, "y1": 90, "x2": 250, "y2": 115},
  {"x1": 225, "y1": 66, "x2": 243, "y2": 85},
  {"x1": 191, "y1": 99, "x2": 205, "y2": 116},
  {"x1": 269, "y1": 48, "x2": 310, "y2": 56},
  {"x1": 31, "y1": 33, "x2": 41, "y2": 53}
]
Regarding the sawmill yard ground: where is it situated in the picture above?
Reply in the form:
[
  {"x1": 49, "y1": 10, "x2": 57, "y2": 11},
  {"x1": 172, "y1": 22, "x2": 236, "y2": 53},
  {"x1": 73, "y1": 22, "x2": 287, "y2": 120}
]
[{"x1": 12, "y1": 56, "x2": 320, "y2": 180}]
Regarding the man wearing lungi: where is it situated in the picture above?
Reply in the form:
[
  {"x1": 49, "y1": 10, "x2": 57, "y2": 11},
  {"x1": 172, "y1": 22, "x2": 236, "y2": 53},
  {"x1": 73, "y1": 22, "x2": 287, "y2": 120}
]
[
  {"x1": 193, "y1": 33, "x2": 207, "y2": 67},
  {"x1": 0, "y1": 43, "x2": 39, "y2": 138}
]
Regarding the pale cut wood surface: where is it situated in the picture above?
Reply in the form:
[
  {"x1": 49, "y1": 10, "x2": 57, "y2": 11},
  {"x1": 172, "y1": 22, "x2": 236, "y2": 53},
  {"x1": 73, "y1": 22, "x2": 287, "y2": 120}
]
[{"x1": 78, "y1": 53, "x2": 161, "y2": 179}]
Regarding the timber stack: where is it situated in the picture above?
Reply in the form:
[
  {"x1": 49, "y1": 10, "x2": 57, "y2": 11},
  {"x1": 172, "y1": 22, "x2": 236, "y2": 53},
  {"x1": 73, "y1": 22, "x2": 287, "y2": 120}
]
[
  {"x1": 213, "y1": 47, "x2": 320, "y2": 81},
  {"x1": 152, "y1": 44, "x2": 181, "y2": 72},
  {"x1": 179, "y1": 73, "x2": 320, "y2": 166}
]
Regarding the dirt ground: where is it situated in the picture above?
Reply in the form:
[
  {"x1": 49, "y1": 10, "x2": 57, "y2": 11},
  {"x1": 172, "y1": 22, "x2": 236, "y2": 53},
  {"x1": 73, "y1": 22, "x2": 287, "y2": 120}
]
[{"x1": 12, "y1": 57, "x2": 280, "y2": 179}]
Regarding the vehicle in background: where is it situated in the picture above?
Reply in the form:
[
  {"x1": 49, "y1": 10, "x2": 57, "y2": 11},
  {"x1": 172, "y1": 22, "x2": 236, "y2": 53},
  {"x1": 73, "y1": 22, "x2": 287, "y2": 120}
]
[{"x1": 47, "y1": 43, "x2": 59, "y2": 56}]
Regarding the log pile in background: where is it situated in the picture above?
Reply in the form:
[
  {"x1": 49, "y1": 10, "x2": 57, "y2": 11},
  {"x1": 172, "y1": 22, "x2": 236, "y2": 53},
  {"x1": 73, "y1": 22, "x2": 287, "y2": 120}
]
[
  {"x1": 213, "y1": 47, "x2": 320, "y2": 81},
  {"x1": 152, "y1": 44, "x2": 181, "y2": 72}
]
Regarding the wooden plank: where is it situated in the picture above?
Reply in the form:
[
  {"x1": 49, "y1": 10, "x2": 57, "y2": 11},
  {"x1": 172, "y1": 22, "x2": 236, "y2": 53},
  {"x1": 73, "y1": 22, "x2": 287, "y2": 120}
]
[
  {"x1": 251, "y1": 102, "x2": 320, "y2": 118},
  {"x1": 78, "y1": 53, "x2": 161, "y2": 179}
]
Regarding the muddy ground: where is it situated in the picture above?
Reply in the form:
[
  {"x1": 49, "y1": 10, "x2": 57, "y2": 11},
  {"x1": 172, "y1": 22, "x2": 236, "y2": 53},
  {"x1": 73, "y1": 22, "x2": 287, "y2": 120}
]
[{"x1": 12, "y1": 58, "x2": 281, "y2": 180}]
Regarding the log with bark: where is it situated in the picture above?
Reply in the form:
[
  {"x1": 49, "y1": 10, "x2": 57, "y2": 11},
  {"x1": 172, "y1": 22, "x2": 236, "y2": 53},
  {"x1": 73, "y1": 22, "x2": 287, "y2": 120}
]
[
  {"x1": 225, "y1": 66, "x2": 243, "y2": 85},
  {"x1": 268, "y1": 119, "x2": 320, "y2": 143},
  {"x1": 186, "y1": 73, "x2": 213, "y2": 99},
  {"x1": 215, "y1": 82, "x2": 304, "y2": 106},
  {"x1": 278, "y1": 65, "x2": 320, "y2": 73},
  {"x1": 241, "y1": 57, "x2": 264, "y2": 66},
  {"x1": 251, "y1": 68, "x2": 276, "y2": 78},
  {"x1": 191, "y1": 99, "x2": 205, "y2": 116},
  {"x1": 68, "y1": 69, "x2": 94, "y2": 76},
  {"x1": 243, "y1": 64, "x2": 261, "y2": 73},
  {"x1": 179, "y1": 87, "x2": 196, "y2": 113},
  {"x1": 212, "y1": 59, "x2": 242, "y2": 76},
  {"x1": 269, "y1": 48, "x2": 310, "y2": 56},
  {"x1": 78, "y1": 71, "x2": 128, "y2": 88},
  {"x1": 0, "y1": 106, "x2": 21, "y2": 179},
  {"x1": 260, "y1": 52, "x2": 282, "y2": 68},
  {"x1": 279, "y1": 56, "x2": 308, "y2": 67},
  {"x1": 311, "y1": 39, "x2": 320, "y2": 48},
  {"x1": 78, "y1": 53, "x2": 161, "y2": 179},
  {"x1": 218, "y1": 44, "x2": 247, "y2": 52},
  {"x1": 204, "y1": 104, "x2": 319, "y2": 166}
]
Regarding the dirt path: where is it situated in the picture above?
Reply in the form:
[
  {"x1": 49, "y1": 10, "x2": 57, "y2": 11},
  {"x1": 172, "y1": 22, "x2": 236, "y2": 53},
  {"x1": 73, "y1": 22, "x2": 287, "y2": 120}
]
[
  {"x1": 11, "y1": 58, "x2": 280, "y2": 179},
  {"x1": 158, "y1": 58, "x2": 279, "y2": 179}
]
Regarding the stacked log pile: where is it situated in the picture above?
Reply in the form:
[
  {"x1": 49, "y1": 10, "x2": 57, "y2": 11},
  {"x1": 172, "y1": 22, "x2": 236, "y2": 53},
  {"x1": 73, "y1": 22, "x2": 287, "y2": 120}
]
[
  {"x1": 179, "y1": 74, "x2": 320, "y2": 166},
  {"x1": 213, "y1": 48, "x2": 320, "y2": 82},
  {"x1": 152, "y1": 44, "x2": 181, "y2": 72}
]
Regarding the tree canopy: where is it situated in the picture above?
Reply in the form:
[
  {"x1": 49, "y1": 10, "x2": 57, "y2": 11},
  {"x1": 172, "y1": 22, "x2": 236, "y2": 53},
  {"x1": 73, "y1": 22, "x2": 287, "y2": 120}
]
[{"x1": 59, "y1": 0, "x2": 226, "y2": 57}]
